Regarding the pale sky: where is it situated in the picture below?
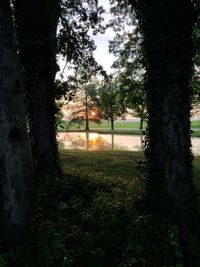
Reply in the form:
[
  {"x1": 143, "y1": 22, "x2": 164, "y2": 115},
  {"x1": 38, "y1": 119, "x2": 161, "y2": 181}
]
[
  {"x1": 57, "y1": 0, "x2": 115, "y2": 79},
  {"x1": 91, "y1": 0, "x2": 115, "y2": 74}
]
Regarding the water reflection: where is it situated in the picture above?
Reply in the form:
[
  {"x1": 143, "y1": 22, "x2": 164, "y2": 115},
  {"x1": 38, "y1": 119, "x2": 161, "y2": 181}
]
[
  {"x1": 58, "y1": 132, "x2": 145, "y2": 151},
  {"x1": 192, "y1": 138, "x2": 200, "y2": 156},
  {"x1": 57, "y1": 132, "x2": 200, "y2": 155}
]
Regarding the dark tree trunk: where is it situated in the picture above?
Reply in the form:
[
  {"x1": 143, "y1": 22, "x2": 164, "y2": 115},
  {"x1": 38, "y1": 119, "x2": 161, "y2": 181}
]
[
  {"x1": 131, "y1": 0, "x2": 200, "y2": 263},
  {"x1": 0, "y1": 0, "x2": 33, "y2": 249},
  {"x1": 111, "y1": 134, "x2": 114, "y2": 150},
  {"x1": 85, "y1": 118, "x2": 89, "y2": 131},
  {"x1": 14, "y1": 0, "x2": 61, "y2": 178},
  {"x1": 85, "y1": 91, "x2": 89, "y2": 131},
  {"x1": 86, "y1": 132, "x2": 89, "y2": 150},
  {"x1": 111, "y1": 117, "x2": 114, "y2": 131},
  {"x1": 139, "y1": 118, "x2": 144, "y2": 130}
]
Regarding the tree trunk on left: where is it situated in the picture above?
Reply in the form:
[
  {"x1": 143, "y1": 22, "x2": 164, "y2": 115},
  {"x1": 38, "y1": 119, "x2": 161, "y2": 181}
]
[
  {"x1": 14, "y1": 0, "x2": 61, "y2": 179},
  {"x1": 0, "y1": 0, "x2": 33, "y2": 249}
]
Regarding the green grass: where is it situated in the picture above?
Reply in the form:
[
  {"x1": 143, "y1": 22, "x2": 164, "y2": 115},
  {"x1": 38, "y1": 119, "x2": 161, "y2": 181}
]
[
  {"x1": 61, "y1": 150, "x2": 200, "y2": 204},
  {"x1": 6, "y1": 150, "x2": 200, "y2": 267},
  {"x1": 191, "y1": 120, "x2": 200, "y2": 128},
  {"x1": 59, "y1": 120, "x2": 200, "y2": 130},
  {"x1": 61, "y1": 150, "x2": 143, "y2": 181},
  {"x1": 60, "y1": 150, "x2": 200, "y2": 266},
  {"x1": 192, "y1": 129, "x2": 200, "y2": 137},
  {"x1": 88, "y1": 121, "x2": 147, "y2": 129},
  {"x1": 59, "y1": 120, "x2": 146, "y2": 130},
  {"x1": 58, "y1": 120, "x2": 200, "y2": 137},
  {"x1": 61, "y1": 150, "x2": 200, "y2": 184}
]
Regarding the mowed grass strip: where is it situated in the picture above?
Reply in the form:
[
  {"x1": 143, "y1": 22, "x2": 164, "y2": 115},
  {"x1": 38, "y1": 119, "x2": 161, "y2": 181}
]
[
  {"x1": 58, "y1": 120, "x2": 200, "y2": 133},
  {"x1": 59, "y1": 120, "x2": 146, "y2": 130}
]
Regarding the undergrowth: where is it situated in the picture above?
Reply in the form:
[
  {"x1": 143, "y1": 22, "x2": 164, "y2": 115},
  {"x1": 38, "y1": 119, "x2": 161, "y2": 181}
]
[{"x1": 0, "y1": 152, "x2": 199, "y2": 267}]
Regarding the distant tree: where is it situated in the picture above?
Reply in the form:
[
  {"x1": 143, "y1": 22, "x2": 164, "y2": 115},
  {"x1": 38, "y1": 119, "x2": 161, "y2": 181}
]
[
  {"x1": 62, "y1": 80, "x2": 102, "y2": 130},
  {"x1": 0, "y1": 0, "x2": 33, "y2": 249},
  {"x1": 119, "y1": 79, "x2": 146, "y2": 129},
  {"x1": 83, "y1": 82, "x2": 101, "y2": 130},
  {"x1": 109, "y1": 3, "x2": 147, "y2": 130},
  {"x1": 99, "y1": 79, "x2": 125, "y2": 130}
]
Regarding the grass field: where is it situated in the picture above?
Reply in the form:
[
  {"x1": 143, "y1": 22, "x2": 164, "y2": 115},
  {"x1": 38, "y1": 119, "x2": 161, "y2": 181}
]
[
  {"x1": 4, "y1": 152, "x2": 199, "y2": 266},
  {"x1": 61, "y1": 149, "x2": 200, "y2": 210},
  {"x1": 191, "y1": 120, "x2": 200, "y2": 128},
  {"x1": 58, "y1": 121, "x2": 200, "y2": 137},
  {"x1": 61, "y1": 150, "x2": 200, "y2": 185},
  {"x1": 60, "y1": 149, "x2": 200, "y2": 266},
  {"x1": 59, "y1": 120, "x2": 200, "y2": 130},
  {"x1": 61, "y1": 150, "x2": 142, "y2": 181},
  {"x1": 58, "y1": 120, "x2": 146, "y2": 130}
]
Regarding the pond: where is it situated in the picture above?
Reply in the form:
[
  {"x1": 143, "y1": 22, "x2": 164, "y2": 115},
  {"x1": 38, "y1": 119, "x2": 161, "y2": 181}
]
[{"x1": 58, "y1": 132, "x2": 200, "y2": 155}]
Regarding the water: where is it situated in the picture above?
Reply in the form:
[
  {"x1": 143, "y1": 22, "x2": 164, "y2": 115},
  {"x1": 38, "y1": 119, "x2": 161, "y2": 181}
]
[{"x1": 58, "y1": 132, "x2": 200, "y2": 155}]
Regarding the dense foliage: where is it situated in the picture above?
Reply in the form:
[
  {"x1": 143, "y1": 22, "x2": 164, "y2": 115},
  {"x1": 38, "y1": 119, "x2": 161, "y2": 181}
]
[
  {"x1": 99, "y1": 79, "x2": 126, "y2": 130},
  {"x1": 109, "y1": 1, "x2": 147, "y2": 128}
]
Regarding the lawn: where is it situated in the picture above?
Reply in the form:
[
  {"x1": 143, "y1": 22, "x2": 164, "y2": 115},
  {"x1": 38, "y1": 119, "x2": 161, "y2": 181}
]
[
  {"x1": 59, "y1": 120, "x2": 200, "y2": 130},
  {"x1": 61, "y1": 149, "x2": 200, "y2": 186},
  {"x1": 191, "y1": 120, "x2": 200, "y2": 128},
  {"x1": 59, "y1": 150, "x2": 200, "y2": 266},
  {"x1": 61, "y1": 150, "x2": 143, "y2": 181},
  {"x1": 61, "y1": 149, "x2": 200, "y2": 204},
  {"x1": 9, "y1": 150, "x2": 200, "y2": 267},
  {"x1": 58, "y1": 120, "x2": 146, "y2": 130},
  {"x1": 58, "y1": 120, "x2": 200, "y2": 137}
]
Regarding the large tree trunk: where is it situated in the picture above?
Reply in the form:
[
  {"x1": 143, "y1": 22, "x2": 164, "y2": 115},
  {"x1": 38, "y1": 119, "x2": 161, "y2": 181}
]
[
  {"x1": 132, "y1": 0, "x2": 200, "y2": 264},
  {"x1": 14, "y1": 0, "x2": 61, "y2": 178},
  {"x1": 0, "y1": 0, "x2": 33, "y2": 249}
]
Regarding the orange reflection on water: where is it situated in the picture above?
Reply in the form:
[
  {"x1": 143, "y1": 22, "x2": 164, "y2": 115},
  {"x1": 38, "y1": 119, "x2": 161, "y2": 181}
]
[
  {"x1": 58, "y1": 132, "x2": 200, "y2": 155},
  {"x1": 86, "y1": 133, "x2": 111, "y2": 150},
  {"x1": 58, "y1": 132, "x2": 144, "y2": 151}
]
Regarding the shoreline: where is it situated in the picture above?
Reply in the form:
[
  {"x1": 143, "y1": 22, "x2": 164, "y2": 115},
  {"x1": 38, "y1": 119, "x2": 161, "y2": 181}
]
[{"x1": 57, "y1": 129, "x2": 200, "y2": 137}]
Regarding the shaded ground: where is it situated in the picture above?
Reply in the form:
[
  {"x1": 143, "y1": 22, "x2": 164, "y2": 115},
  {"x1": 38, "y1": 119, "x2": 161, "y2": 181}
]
[{"x1": 2, "y1": 150, "x2": 200, "y2": 267}]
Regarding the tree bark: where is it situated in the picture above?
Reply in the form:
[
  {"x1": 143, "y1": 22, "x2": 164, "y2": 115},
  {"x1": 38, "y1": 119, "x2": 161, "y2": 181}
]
[
  {"x1": 111, "y1": 117, "x2": 114, "y2": 131},
  {"x1": 86, "y1": 131, "x2": 89, "y2": 150},
  {"x1": 14, "y1": 0, "x2": 61, "y2": 179},
  {"x1": 85, "y1": 90, "x2": 89, "y2": 131},
  {"x1": 111, "y1": 134, "x2": 114, "y2": 150},
  {"x1": 0, "y1": 0, "x2": 33, "y2": 249},
  {"x1": 139, "y1": 118, "x2": 144, "y2": 130},
  {"x1": 132, "y1": 0, "x2": 200, "y2": 263}
]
